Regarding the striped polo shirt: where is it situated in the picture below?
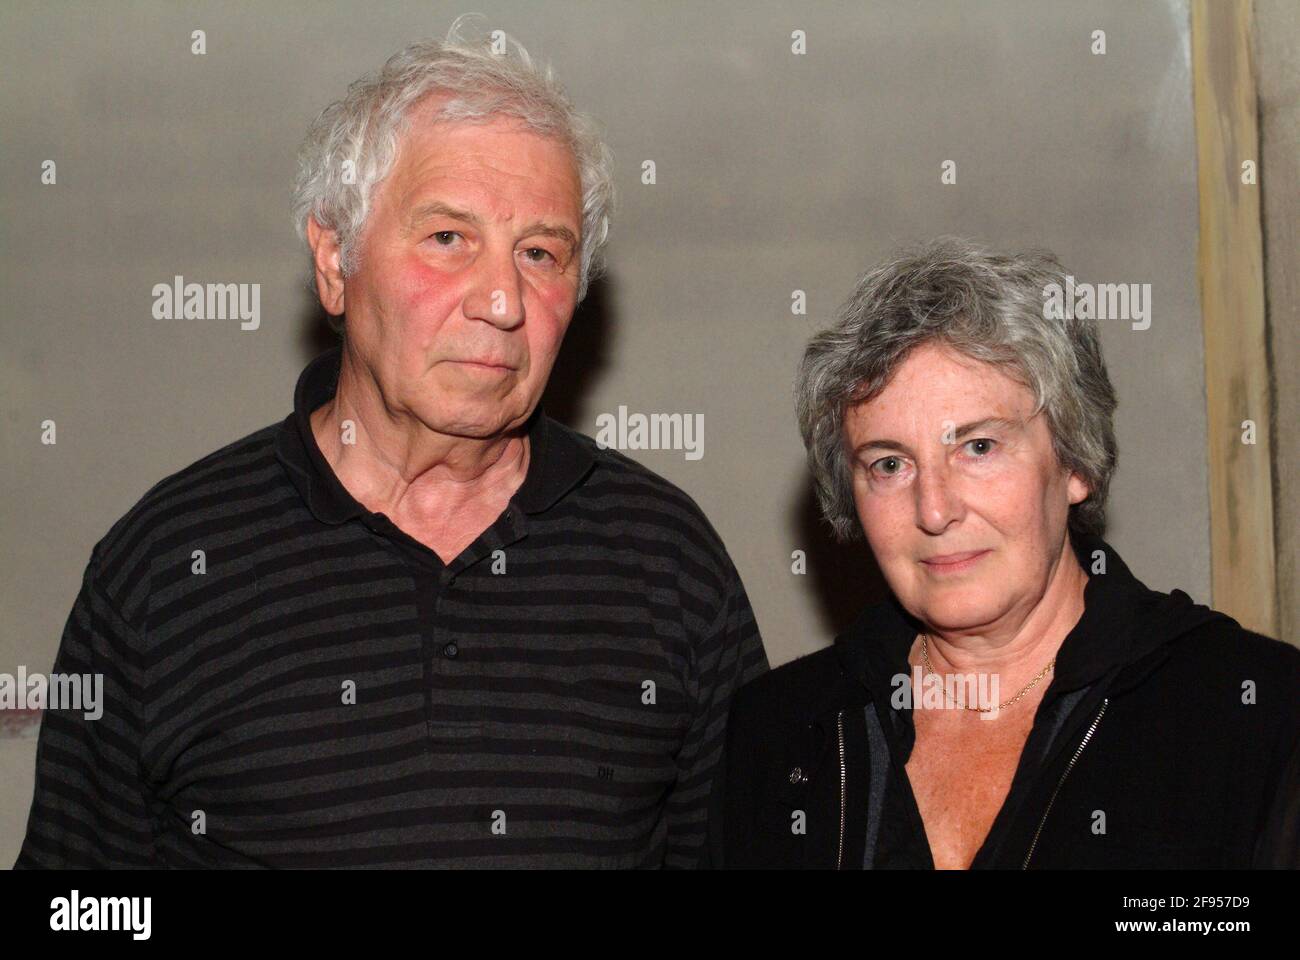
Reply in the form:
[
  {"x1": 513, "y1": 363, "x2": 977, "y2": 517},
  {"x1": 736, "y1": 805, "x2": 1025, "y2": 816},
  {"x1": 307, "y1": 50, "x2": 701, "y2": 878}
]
[{"x1": 16, "y1": 347, "x2": 769, "y2": 868}]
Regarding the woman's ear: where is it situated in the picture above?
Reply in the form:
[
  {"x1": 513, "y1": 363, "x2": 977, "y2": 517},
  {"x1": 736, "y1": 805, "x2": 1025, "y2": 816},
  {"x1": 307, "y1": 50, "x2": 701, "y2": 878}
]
[{"x1": 1067, "y1": 471, "x2": 1091, "y2": 506}]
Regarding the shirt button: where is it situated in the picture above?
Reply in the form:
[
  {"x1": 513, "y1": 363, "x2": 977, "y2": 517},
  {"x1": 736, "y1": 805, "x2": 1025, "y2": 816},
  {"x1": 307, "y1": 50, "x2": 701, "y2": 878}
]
[{"x1": 442, "y1": 642, "x2": 459, "y2": 659}]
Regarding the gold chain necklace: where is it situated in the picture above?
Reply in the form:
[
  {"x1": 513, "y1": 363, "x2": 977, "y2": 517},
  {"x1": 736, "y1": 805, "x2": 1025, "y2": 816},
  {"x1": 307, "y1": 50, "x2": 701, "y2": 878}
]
[{"x1": 918, "y1": 633, "x2": 1056, "y2": 713}]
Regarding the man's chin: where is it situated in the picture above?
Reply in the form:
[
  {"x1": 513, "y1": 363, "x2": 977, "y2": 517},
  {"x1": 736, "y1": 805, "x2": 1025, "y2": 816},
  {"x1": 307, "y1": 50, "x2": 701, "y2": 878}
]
[{"x1": 411, "y1": 404, "x2": 527, "y2": 441}]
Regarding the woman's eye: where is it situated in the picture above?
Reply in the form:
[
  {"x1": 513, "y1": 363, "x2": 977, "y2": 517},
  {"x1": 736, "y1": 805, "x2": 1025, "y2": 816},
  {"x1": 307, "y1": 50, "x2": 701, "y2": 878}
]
[
  {"x1": 964, "y1": 438, "x2": 997, "y2": 456},
  {"x1": 871, "y1": 456, "x2": 903, "y2": 476}
]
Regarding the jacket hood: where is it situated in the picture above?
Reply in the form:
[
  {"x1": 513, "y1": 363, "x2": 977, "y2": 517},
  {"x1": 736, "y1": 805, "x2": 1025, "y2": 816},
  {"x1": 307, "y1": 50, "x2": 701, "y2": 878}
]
[{"x1": 834, "y1": 529, "x2": 1236, "y2": 702}]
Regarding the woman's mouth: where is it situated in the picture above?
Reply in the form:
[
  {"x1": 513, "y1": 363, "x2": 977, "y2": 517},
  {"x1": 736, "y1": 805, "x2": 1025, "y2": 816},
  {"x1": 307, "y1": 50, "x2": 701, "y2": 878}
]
[{"x1": 920, "y1": 549, "x2": 991, "y2": 574}]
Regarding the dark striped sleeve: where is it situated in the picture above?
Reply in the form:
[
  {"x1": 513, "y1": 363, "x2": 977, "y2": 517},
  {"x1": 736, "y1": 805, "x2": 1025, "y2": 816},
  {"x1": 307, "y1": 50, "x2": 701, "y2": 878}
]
[
  {"x1": 663, "y1": 554, "x2": 768, "y2": 868},
  {"x1": 14, "y1": 547, "x2": 159, "y2": 868}
]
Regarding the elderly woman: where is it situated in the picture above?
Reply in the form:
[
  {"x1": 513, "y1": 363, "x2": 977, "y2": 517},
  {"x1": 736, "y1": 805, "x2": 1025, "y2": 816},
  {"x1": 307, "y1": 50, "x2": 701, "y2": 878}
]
[{"x1": 709, "y1": 239, "x2": 1299, "y2": 869}]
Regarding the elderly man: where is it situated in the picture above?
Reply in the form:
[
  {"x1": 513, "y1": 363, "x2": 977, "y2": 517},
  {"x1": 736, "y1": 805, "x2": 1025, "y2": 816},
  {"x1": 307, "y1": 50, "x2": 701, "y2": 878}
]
[
  {"x1": 17, "y1": 24, "x2": 766, "y2": 868},
  {"x1": 711, "y1": 238, "x2": 1299, "y2": 869}
]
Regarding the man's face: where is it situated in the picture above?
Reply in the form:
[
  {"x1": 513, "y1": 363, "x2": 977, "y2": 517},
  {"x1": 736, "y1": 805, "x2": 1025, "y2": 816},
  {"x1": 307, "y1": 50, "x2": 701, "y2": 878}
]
[
  {"x1": 328, "y1": 100, "x2": 584, "y2": 439},
  {"x1": 842, "y1": 341, "x2": 1090, "y2": 634}
]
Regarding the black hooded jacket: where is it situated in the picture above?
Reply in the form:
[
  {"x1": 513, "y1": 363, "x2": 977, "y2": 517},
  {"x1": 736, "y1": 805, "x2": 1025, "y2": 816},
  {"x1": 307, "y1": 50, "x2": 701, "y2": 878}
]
[{"x1": 708, "y1": 531, "x2": 1300, "y2": 868}]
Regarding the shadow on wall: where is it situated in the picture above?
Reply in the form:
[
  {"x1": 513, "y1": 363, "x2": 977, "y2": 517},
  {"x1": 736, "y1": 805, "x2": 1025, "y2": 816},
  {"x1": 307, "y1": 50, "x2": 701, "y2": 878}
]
[
  {"x1": 793, "y1": 480, "x2": 892, "y2": 641},
  {"x1": 293, "y1": 272, "x2": 889, "y2": 642},
  {"x1": 297, "y1": 280, "x2": 341, "y2": 360},
  {"x1": 541, "y1": 276, "x2": 616, "y2": 429}
]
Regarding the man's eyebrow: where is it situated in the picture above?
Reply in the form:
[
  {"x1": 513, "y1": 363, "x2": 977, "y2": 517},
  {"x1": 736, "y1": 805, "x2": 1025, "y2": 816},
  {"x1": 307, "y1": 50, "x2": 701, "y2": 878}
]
[
  {"x1": 852, "y1": 416, "x2": 1024, "y2": 457},
  {"x1": 519, "y1": 222, "x2": 579, "y2": 254},
  {"x1": 407, "y1": 201, "x2": 481, "y2": 228},
  {"x1": 406, "y1": 203, "x2": 579, "y2": 253}
]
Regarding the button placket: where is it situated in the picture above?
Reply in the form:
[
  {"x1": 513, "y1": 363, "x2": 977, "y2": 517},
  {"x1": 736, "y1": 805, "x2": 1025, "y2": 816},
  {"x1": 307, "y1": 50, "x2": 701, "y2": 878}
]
[
  {"x1": 429, "y1": 567, "x2": 458, "y2": 715},
  {"x1": 422, "y1": 508, "x2": 525, "y2": 741}
]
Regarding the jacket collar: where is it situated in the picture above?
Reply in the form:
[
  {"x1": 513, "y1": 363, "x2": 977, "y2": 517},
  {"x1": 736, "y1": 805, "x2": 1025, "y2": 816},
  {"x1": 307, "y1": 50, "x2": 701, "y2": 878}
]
[
  {"x1": 274, "y1": 346, "x2": 596, "y2": 525},
  {"x1": 834, "y1": 528, "x2": 1230, "y2": 703}
]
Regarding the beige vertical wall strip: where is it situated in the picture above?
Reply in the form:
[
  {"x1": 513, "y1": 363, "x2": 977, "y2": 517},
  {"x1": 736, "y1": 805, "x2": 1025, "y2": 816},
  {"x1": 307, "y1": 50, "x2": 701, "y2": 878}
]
[{"x1": 1191, "y1": 0, "x2": 1277, "y2": 636}]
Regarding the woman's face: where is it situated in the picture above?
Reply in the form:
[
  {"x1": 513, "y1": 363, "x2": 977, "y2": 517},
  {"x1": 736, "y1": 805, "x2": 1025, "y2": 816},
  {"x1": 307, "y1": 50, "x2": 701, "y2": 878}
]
[{"x1": 842, "y1": 341, "x2": 1090, "y2": 636}]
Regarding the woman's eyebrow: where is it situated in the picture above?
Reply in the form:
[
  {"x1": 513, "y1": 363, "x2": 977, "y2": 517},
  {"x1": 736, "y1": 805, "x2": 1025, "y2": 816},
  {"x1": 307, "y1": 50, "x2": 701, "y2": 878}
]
[
  {"x1": 950, "y1": 415, "x2": 1023, "y2": 440},
  {"x1": 853, "y1": 415, "x2": 1023, "y2": 456}
]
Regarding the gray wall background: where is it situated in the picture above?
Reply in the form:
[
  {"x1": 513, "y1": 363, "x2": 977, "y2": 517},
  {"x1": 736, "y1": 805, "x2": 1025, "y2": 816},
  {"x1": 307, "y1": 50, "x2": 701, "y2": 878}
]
[{"x1": 1, "y1": 0, "x2": 1223, "y2": 864}]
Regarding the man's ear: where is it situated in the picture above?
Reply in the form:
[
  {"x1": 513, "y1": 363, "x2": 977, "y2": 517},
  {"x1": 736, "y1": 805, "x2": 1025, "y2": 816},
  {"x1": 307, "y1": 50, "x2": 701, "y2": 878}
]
[{"x1": 306, "y1": 216, "x2": 346, "y2": 316}]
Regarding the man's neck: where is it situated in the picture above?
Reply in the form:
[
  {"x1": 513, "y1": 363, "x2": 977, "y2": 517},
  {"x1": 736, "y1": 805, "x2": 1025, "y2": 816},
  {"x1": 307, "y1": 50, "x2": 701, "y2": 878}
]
[{"x1": 309, "y1": 356, "x2": 532, "y2": 536}]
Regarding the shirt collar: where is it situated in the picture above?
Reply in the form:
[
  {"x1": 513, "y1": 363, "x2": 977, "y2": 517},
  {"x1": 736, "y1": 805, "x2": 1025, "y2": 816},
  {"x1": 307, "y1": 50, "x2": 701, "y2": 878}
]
[{"x1": 274, "y1": 346, "x2": 595, "y2": 525}]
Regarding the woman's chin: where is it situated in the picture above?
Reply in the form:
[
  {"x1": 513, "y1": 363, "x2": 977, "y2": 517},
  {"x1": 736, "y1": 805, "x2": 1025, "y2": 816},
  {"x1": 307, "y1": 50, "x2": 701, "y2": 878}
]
[{"x1": 904, "y1": 592, "x2": 1005, "y2": 634}]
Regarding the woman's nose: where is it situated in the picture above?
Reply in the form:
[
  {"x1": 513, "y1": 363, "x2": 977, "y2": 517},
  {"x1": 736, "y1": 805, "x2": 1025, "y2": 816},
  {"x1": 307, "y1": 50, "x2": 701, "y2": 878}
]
[{"x1": 914, "y1": 466, "x2": 963, "y2": 534}]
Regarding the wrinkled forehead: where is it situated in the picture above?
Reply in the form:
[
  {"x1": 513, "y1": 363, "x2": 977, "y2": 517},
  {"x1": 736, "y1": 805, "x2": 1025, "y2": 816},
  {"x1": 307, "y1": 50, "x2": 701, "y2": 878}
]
[
  {"x1": 846, "y1": 344, "x2": 1039, "y2": 437},
  {"x1": 385, "y1": 106, "x2": 582, "y2": 212}
]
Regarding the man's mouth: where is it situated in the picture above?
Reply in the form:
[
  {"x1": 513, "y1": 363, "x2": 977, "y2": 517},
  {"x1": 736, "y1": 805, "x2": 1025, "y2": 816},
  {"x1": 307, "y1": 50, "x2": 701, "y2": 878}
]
[{"x1": 450, "y1": 359, "x2": 515, "y2": 371}]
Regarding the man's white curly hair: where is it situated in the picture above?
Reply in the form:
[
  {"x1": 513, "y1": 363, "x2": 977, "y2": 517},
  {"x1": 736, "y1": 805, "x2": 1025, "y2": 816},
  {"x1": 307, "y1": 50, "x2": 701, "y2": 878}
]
[{"x1": 291, "y1": 14, "x2": 614, "y2": 316}]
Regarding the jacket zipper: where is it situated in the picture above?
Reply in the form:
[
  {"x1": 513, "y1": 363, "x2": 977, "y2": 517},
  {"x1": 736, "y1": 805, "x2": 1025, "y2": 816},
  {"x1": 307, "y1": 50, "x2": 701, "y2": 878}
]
[
  {"x1": 836, "y1": 709, "x2": 847, "y2": 869},
  {"x1": 1022, "y1": 697, "x2": 1109, "y2": 869}
]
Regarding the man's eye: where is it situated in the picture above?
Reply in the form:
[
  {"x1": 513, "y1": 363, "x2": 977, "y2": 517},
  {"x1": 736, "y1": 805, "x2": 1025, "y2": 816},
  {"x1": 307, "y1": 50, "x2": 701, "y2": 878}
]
[
  {"x1": 522, "y1": 247, "x2": 554, "y2": 263},
  {"x1": 431, "y1": 231, "x2": 459, "y2": 245},
  {"x1": 964, "y1": 438, "x2": 997, "y2": 456}
]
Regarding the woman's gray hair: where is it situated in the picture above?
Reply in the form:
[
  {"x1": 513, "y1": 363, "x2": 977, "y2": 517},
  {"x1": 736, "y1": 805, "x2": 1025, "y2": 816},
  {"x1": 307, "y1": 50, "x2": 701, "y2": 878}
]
[
  {"x1": 796, "y1": 237, "x2": 1118, "y2": 542},
  {"x1": 290, "y1": 15, "x2": 614, "y2": 318}
]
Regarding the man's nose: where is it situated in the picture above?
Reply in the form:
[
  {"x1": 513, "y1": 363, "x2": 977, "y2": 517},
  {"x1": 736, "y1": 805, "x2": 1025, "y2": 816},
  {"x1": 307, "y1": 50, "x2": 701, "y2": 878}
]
[
  {"x1": 914, "y1": 463, "x2": 963, "y2": 534},
  {"x1": 462, "y1": 247, "x2": 525, "y2": 329}
]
